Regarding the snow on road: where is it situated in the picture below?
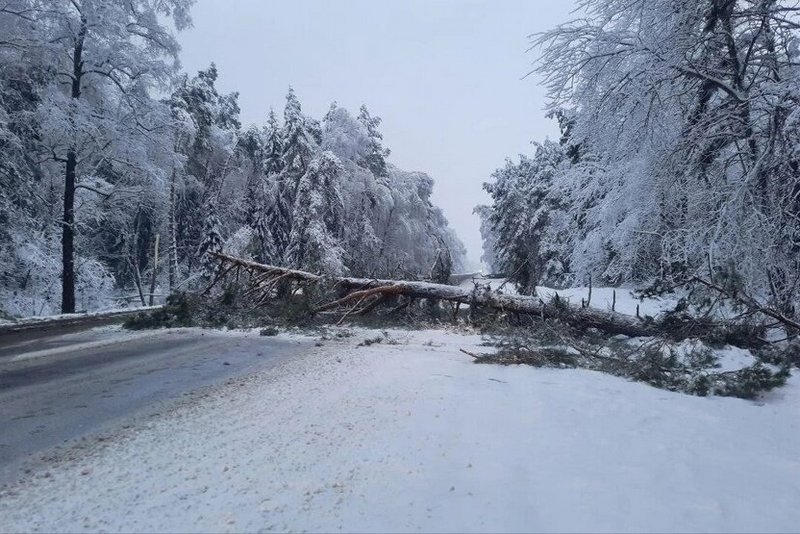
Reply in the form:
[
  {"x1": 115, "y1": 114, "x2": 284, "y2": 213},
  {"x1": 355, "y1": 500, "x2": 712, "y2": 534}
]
[{"x1": 1, "y1": 327, "x2": 798, "y2": 533}]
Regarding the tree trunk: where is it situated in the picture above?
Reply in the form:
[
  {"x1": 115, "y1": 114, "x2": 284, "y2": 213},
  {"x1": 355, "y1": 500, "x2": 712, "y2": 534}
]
[
  {"x1": 61, "y1": 18, "x2": 86, "y2": 314},
  {"x1": 61, "y1": 150, "x2": 77, "y2": 313},
  {"x1": 168, "y1": 170, "x2": 178, "y2": 291},
  {"x1": 209, "y1": 252, "x2": 660, "y2": 338},
  {"x1": 149, "y1": 234, "x2": 160, "y2": 306}
]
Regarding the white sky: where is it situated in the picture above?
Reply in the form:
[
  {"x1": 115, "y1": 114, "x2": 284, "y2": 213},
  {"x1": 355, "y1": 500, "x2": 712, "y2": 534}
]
[{"x1": 178, "y1": 0, "x2": 577, "y2": 269}]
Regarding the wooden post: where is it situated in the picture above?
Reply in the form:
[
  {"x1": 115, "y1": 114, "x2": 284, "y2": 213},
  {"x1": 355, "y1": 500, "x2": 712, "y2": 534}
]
[
  {"x1": 636, "y1": 303, "x2": 640, "y2": 318},
  {"x1": 612, "y1": 289, "x2": 616, "y2": 312},
  {"x1": 149, "y1": 234, "x2": 160, "y2": 306}
]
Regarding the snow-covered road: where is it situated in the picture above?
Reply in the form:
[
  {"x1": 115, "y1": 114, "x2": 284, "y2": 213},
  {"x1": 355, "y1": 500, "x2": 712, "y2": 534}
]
[
  {"x1": 1, "y1": 327, "x2": 798, "y2": 533},
  {"x1": 0, "y1": 327, "x2": 312, "y2": 485}
]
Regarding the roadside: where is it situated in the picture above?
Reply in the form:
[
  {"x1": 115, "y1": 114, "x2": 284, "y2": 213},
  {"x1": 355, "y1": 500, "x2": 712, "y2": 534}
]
[
  {"x1": 0, "y1": 326, "x2": 313, "y2": 486},
  {"x1": 0, "y1": 306, "x2": 162, "y2": 356},
  {"x1": 1, "y1": 327, "x2": 798, "y2": 533}
]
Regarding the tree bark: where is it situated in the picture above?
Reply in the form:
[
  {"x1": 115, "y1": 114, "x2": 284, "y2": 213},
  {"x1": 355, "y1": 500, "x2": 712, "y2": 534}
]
[
  {"x1": 149, "y1": 234, "x2": 160, "y2": 306},
  {"x1": 168, "y1": 170, "x2": 178, "y2": 291},
  {"x1": 61, "y1": 149, "x2": 77, "y2": 314},
  {"x1": 61, "y1": 17, "x2": 86, "y2": 314}
]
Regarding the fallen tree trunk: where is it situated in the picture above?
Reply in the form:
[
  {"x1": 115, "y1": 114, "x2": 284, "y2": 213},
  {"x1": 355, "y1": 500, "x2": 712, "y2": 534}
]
[{"x1": 209, "y1": 252, "x2": 658, "y2": 337}]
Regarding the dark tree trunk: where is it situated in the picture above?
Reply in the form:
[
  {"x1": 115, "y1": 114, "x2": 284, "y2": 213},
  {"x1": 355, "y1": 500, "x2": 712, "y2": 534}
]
[
  {"x1": 168, "y1": 170, "x2": 178, "y2": 291},
  {"x1": 61, "y1": 150, "x2": 77, "y2": 313},
  {"x1": 61, "y1": 18, "x2": 86, "y2": 313}
]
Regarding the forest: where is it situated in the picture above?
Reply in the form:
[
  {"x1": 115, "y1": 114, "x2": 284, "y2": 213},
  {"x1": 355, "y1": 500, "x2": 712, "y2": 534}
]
[
  {"x1": 3, "y1": 0, "x2": 800, "y2": 330},
  {"x1": 0, "y1": 0, "x2": 465, "y2": 318},
  {"x1": 480, "y1": 0, "x2": 800, "y2": 324}
]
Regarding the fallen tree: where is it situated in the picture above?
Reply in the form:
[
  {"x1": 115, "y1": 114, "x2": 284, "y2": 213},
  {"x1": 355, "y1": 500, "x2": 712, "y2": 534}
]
[
  {"x1": 208, "y1": 252, "x2": 660, "y2": 337},
  {"x1": 115, "y1": 252, "x2": 794, "y2": 401}
]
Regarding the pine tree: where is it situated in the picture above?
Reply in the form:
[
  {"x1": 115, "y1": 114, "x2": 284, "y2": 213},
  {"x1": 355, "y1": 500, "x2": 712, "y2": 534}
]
[
  {"x1": 473, "y1": 205, "x2": 499, "y2": 273},
  {"x1": 257, "y1": 108, "x2": 290, "y2": 262},
  {"x1": 198, "y1": 202, "x2": 223, "y2": 281},
  {"x1": 344, "y1": 193, "x2": 381, "y2": 276},
  {"x1": 357, "y1": 105, "x2": 390, "y2": 178},
  {"x1": 238, "y1": 125, "x2": 266, "y2": 227},
  {"x1": 273, "y1": 88, "x2": 320, "y2": 263},
  {"x1": 285, "y1": 151, "x2": 346, "y2": 274},
  {"x1": 168, "y1": 64, "x2": 240, "y2": 275},
  {"x1": 263, "y1": 109, "x2": 283, "y2": 176},
  {"x1": 281, "y1": 87, "x2": 317, "y2": 176},
  {"x1": 484, "y1": 141, "x2": 563, "y2": 294},
  {"x1": 254, "y1": 209, "x2": 278, "y2": 264}
]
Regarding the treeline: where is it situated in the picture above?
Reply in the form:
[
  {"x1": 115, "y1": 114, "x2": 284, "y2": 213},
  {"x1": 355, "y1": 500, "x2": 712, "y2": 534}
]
[
  {"x1": 0, "y1": 0, "x2": 464, "y2": 317},
  {"x1": 479, "y1": 0, "x2": 800, "y2": 319}
]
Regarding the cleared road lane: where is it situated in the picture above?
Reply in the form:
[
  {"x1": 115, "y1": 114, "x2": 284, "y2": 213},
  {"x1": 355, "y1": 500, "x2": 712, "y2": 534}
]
[{"x1": 0, "y1": 326, "x2": 312, "y2": 484}]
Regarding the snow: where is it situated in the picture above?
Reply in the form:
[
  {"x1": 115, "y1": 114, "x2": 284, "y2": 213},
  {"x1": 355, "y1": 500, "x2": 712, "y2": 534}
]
[
  {"x1": 0, "y1": 305, "x2": 162, "y2": 328},
  {"x1": 535, "y1": 286, "x2": 677, "y2": 317},
  {"x1": 461, "y1": 277, "x2": 677, "y2": 317},
  {"x1": 1, "y1": 327, "x2": 798, "y2": 533},
  {"x1": 714, "y1": 345, "x2": 758, "y2": 372},
  {"x1": 5, "y1": 325, "x2": 164, "y2": 363}
]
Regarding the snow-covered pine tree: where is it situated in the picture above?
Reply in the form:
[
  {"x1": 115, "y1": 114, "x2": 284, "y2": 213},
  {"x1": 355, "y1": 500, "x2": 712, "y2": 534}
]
[
  {"x1": 483, "y1": 141, "x2": 563, "y2": 295},
  {"x1": 343, "y1": 193, "x2": 382, "y2": 276},
  {"x1": 271, "y1": 88, "x2": 321, "y2": 263},
  {"x1": 281, "y1": 87, "x2": 318, "y2": 177},
  {"x1": 284, "y1": 151, "x2": 346, "y2": 275},
  {"x1": 357, "y1": 105, "x2": 391, "y2": 178},
  {"x1": 263, "y1": 109, "x2": 284, "y2": 177},
  {"x1": 254, "y1": 210, "x2": 278, "y2": 265},
  {"x1": 319, "y1": 103, "x2": 385, "y2": 276},
  {"x1": 245, "y1": 114, "x2": 282, "y2": 265},
  {"x1": 257, "y1": 108, "x2": 291, "y2": 262},
  {"x1": 168, "y1": 64, "x2": 240, "y2": 276},
  {"x1": 237, "y1": 126, "x2": 266, "y2": 227},
  {"x1": 198, "y1": 202, "x2": 223, "y2": 281}
]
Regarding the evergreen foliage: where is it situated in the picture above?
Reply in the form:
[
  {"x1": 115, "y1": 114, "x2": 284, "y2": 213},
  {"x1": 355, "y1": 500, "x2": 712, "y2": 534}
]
[{"x1": 198, "y1": 202, "x2": 223, "y2": 281}]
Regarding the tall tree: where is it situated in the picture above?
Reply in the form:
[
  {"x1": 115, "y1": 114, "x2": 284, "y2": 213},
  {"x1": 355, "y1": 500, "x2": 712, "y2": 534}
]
[
  {"x1": 502, "y1": 0, "x2": 800, "y2": 313},
  {"x1": 198, "y1": 200, "x2": 223, "y2": 281},
  {"x1": 167, "y1": 64, "x2": 240, "y2": 276},
  {"x1": 258, "y1": 108, "x2": 288, "y2": 263},
  {"x1": 285, "y1": 151, "x2": 346, "y2": 274},
  {"x1": 357, "y1": 105, "x2": 390, "y2": 178},
  {"x1": 484, "y1": 142, "x2": 564, "y2": 294},
  {"x1": 16, "y1": 0, "x2": 194, "y2": 312},
  {"x1": 272, "y1": 88, "x2": 319, "y2": 262}
]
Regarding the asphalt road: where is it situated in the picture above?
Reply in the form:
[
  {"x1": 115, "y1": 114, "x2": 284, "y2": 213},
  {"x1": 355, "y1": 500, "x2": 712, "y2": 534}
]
[{"x1": 0, "y1": 326, "x2": 312, "y2": 485}]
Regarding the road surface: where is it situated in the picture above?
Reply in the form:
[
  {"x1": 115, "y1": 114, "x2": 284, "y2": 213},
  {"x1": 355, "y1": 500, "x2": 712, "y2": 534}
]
[{"x1": 0, "y1": 326, "x2": 312, "y2": 485}]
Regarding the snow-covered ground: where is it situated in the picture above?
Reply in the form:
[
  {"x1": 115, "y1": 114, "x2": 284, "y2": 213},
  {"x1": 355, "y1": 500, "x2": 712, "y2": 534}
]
[
  {"x1": 1, "y1": 327, "x2": 798, "y2": 533},
  {"x1": 0, "y1": 305, "x2": 162, "y2": 326}
]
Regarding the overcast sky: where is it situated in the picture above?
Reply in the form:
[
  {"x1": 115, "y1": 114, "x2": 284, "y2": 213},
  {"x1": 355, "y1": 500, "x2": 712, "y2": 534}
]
[{"x1": 178, "y1": 0, "x2": 577, "y2": 269}]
